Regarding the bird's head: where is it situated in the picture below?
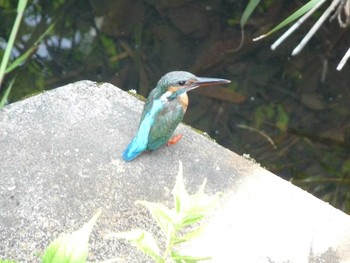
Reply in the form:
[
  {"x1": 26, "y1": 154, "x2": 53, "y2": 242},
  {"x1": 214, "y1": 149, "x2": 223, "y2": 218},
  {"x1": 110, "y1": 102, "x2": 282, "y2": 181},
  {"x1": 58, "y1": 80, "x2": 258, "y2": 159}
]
[{"x1": 156, "y1": 71, "x2": 230, "y2": 101}]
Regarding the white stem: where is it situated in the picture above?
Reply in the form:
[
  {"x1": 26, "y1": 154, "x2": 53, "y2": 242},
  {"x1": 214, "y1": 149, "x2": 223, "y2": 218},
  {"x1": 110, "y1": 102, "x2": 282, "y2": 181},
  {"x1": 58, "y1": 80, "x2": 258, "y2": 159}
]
[
  {"x1": 292, "y1": 0, "x2": 342, "y2": 56},
  {"x1": 271, "y1": 0, "x2": 327, "y2": 50},
  {"x1": 337, "y1": 47, "x2": 350, "y2": 70}
]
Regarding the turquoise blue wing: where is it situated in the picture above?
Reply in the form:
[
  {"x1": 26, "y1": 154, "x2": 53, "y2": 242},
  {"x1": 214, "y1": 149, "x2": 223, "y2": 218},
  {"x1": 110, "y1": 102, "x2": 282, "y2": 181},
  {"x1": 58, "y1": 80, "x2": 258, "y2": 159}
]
[{"x1": 140, "y1": 88, "x2": 159, "y2": 124}]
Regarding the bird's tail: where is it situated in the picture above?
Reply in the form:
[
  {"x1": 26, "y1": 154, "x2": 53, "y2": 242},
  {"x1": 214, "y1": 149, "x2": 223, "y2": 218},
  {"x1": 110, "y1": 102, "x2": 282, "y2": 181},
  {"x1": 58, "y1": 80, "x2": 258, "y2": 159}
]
[
  {"x1": 122, "y1": 135, "x2": 147, "y2": 161},
  {"x1": 122, "y1": 112, "x2": 153, "y2": 161},
  {"x1": 122, "y1": 99, "x2": 164, "y2": 161}
]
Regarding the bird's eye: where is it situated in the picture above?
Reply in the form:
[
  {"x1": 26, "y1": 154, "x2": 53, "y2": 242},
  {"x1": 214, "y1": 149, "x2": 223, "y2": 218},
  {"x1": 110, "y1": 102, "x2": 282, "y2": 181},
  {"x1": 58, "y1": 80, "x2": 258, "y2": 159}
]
[{"x1": 178, "y1": 81, "x2": 186, "y2": 86}]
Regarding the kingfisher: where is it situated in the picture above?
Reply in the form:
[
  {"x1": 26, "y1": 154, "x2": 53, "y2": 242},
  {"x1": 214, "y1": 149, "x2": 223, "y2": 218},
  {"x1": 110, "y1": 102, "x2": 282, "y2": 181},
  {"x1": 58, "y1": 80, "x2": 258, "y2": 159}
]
[{"x1": 122, "y1": 71, "x2": 230, "y2": 161}]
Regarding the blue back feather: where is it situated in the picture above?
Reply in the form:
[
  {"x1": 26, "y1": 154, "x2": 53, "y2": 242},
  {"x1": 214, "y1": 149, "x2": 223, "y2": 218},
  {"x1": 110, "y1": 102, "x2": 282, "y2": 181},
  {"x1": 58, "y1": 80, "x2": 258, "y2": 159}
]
[{"x1": 122, "y1": 99, "x2": 164, "y2": 161}]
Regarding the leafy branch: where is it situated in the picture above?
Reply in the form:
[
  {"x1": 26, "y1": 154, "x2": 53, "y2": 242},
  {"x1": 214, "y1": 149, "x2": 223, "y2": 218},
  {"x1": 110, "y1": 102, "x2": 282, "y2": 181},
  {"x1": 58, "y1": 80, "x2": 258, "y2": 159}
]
[{"x1": 107, "y1": 161, "x2": 221, "y2": 263}]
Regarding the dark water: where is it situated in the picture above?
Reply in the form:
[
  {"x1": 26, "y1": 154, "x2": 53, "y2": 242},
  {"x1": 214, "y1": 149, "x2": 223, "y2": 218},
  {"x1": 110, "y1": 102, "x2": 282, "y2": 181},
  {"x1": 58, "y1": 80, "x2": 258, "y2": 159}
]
[{"x1": 1, "y1": 0, "x2": 350, "y2": 212}]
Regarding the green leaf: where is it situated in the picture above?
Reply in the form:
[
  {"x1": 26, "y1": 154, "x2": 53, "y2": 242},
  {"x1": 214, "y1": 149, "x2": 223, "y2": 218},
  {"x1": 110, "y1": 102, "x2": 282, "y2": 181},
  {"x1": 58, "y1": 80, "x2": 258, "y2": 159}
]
[
  {"x1": 254, "y1": 103, "x2": 274, "y2": 128},
  {"x1": 0, "y1": 0, "x2": 28, "y2": 88},
  {"x1": 172, "y1": 161, "x2": 189, "y2": 215},
  {"x1": 42, "y1": 209, "x2": 101, "y2": 263},
  {"x1": 171, "y1": 251, "x2": 211, "y2": 262},
  {"x1": 276, "y1": 105, "x2": 289, "y2": 132},
  {"x1": 254, "y1": 0, "x2": 323, "y2": 40},
  {"x1": 173, "y1": 224, "x2": 207, "y2": 245},
  {"x1": 0, "y1": 1, "x2": 12, "y2": 9},
  {"x1": 5, "y1": 23, "x2": 55, "y2": 74},
  {"x1": 136, "y1": 200, "x2": 176, "y2": 235},
  {"x1": 179, "y1": 213, "x2": 207, "y2": 228},
  {"x1": 172, "y1": 162, "x2": 221, "y2": 228},
  {"x1": 100, "y1": 35, "x2": 118, "y2": 58},
  {"x1": 107, "y1": 229, "x2": 162, "y2": 262},
  {"x1": 241, "y1": 0, "x2": 261, "y2": 28},
  {"x1": 178, "y1": 192, "x2": 220, "y2": 227},
  {"x1": 341, "y1": 160, "x2": 350, "y2": 174},
  {"x1": 17, "y1": 0, "x2": 27, "y2": 13},
  {"x1": 0, "y1": 78, "x2": 14, "y2": 109}
]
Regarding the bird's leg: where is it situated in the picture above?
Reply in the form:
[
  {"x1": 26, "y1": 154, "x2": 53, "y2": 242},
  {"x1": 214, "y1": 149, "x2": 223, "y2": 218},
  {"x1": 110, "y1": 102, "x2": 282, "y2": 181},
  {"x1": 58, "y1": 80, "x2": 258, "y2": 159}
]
[{"x1": 167, "y1": 134, "x2": 183, "y2": 146}]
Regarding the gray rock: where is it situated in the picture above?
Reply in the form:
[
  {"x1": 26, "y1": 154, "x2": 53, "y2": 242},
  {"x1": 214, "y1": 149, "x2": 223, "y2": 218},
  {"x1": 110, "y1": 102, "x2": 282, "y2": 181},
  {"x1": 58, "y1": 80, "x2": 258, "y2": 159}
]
[{"x1": 0, "y1": 80, "x2": 349, "y2": 262}]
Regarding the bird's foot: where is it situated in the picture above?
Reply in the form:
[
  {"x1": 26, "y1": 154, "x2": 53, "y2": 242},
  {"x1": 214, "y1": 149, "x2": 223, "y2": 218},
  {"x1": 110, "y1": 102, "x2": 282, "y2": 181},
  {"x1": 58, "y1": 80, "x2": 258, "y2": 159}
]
[{"x1": 167, "y1": 134, "x2": 183, "y2": 146}]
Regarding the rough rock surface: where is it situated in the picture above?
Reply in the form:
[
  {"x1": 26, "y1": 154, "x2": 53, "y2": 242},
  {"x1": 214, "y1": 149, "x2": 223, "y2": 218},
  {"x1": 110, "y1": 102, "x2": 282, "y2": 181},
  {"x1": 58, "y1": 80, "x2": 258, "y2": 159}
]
[{"x1": 0, "y1": 80, "x2": 349, "y2": 262}]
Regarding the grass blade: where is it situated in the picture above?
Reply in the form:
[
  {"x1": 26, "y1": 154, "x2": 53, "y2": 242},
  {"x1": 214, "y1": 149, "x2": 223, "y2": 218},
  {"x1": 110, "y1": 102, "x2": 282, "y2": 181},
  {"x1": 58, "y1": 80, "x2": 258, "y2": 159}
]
[
  {"x1": 0, "y1": 78, "x2": 15, "y2": 109},
  {"x1": 241, "y1": 0, "x2": 261, "y2": 28},
  {"x1": 0, "y1": 0, "x2": 28, "y2": 89},
  {"x1": 254, "y1": 0, "x2": 323, "y2": 41},
  {"x1": 5, "y1": 23, "x2": 55, "y2": 74}
]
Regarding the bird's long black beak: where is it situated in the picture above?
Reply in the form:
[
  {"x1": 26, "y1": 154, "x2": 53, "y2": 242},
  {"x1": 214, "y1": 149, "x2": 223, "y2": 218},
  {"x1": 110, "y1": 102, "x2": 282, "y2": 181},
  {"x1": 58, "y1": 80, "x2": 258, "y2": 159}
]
[
  {"x1": 196, "y1": 77, "x2": 231, "y2": 87},
  {"x1": 186, "y1": 77, "x2": 231, "y2": 92}
]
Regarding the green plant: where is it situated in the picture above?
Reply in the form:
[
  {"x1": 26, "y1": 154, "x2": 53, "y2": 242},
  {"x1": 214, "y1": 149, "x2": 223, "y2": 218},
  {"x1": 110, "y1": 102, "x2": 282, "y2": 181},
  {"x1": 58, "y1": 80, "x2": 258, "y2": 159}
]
[
  {"x1": 254, "y1": 103, "x2": 289, "y2": 132},
  {"x1": 0, "y1": 0, "x2": 27, "y2": 108},
  {"x1": 249, "y1": 0, "x2": 350, "y2": 70},
  {"x1": 107, "y1": 161, "x2": 221, "y2": 262},
  {"x1": 253, "y1": 0, "x2": 324, "y2": 40},
  {"x1": 0, "y1": 162, "x2": 220, "y2": 262},
  {"x1": 0, "y1": 79, "x2": 15, "y2": 109},
  {"x1": 42, "y1": 209, "x2": 101, "y2": 263},
  {"x1": 0, "y1": 0, "x2": 54, "y2": 109},
  {"x1": 0, "y1": 0, "x2": 27, "y2": 89}
]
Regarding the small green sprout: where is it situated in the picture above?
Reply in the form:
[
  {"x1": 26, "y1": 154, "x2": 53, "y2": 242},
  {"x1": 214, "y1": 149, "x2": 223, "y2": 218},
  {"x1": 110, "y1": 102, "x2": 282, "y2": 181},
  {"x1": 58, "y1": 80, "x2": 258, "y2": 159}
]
[{"x1": 108, "y1": 161, "x2": 221, "y2": 262}]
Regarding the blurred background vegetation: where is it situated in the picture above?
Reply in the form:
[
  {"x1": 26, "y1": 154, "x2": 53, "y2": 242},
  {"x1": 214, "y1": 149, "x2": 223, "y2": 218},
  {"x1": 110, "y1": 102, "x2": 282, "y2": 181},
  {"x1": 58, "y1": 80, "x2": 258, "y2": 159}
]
[{"x1": 1, "y1": 0, "x2": 350, "y2": 212}]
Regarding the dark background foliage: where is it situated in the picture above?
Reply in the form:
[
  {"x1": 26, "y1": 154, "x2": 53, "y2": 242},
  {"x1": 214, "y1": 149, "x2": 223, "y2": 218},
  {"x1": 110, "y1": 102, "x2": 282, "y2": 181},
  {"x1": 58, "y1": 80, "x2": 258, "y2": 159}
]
[{"x1": 1, "y1": 0, "x2": 350, "y2": 212}]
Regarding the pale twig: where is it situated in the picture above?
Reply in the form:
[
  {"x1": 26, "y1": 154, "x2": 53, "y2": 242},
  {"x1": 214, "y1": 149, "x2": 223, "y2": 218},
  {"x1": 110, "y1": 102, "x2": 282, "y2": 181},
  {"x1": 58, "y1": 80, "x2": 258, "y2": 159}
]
[
  {"x1": 338, "y1": 0, "x2": 350, "y2": 27},
  {"x1": 292, "y1": 0, "x2": 342, "y2": 56},
  {"x1": 227, "y1": 27, "x2": 245, "y2": 53},
  {"x1": 330, "y1": 0, "x2": 350, "y2": 27},
  {"x1": 236, "y1": 124, "x2": 277, "y2": 149},
  {"x1": 271, "y1": 0, "x2": 327, "y2": 50},
  {"x1": 337, "y1": 47, "x2": 350, "y2": 70},
  {"x1": 321, "y1": 59, "x2": 328, "y2": 82}
]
